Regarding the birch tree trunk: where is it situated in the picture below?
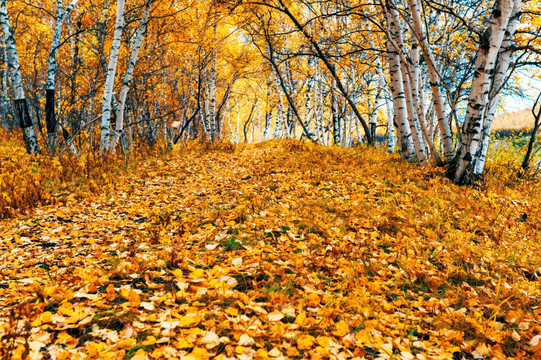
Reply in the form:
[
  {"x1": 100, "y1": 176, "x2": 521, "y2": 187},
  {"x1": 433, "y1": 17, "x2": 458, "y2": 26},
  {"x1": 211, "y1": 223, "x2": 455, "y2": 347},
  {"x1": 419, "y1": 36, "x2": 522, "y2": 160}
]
[
  {"x1": 236, "y1": 90, "x2": 241, "y2": 143},
  {"x1": 388, "y1": 5, "x2": 427, "y2": 163},
  {"x1": 384, "y1": 5, "x2": 413, "y2": 159},
  {"x1": 385, "y1": 96, "x2": 395, "y2": 152},
  {"x1": 99, "y1": 0, "x2": 126, "y2": 152},
  {"x1": 474, "y1": 0, "x2": 523, "y2": 175},
  {"x1": 453, "y1": 0, "x2": 514, "y2": 184},
  {"x1": 373, "y1": 50, "x2": 395, "y2": 152},
  {"x1": 406, "y1": 0, "x2": 454, "y2": 161},
  {"x1": 0, "y1": 42, "x2": 10, "y2": 129},
  {"x1": 368, "y1": 94, "x2": 377, "y2": 141},
  {"x1": 331, "y1": 89, "x2": 341, "y2": 145},
  {"x1": 0, "y1": 0, "x2": 40, "y2": 154},
  {"x1": 109, "y1": 0, "x2": 151, "y2": 152},
  {"x1": 272, "y1": 71, "x2": 285, "y2": 139},
  {"x1": 209, "y1": 22, "x2": 218, "y2": 141},
  {"x1": 46, "y1": 0, "x2": 78, "y2": 154},
  {"x1": 400, "y1": 61, "x2": 427, "y2": 164}
]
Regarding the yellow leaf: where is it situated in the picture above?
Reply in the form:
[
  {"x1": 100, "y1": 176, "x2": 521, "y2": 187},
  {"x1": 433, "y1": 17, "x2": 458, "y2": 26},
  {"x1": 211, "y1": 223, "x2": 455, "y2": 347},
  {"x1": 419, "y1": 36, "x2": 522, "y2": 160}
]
[
  {"x1": 190, "y1": 269, "x2": 205, "y2": 279},
  {"x1": 57, "y1": 302, "x2": 74, "y2": 316},
  {"x1": 86, "y1": 342, "x2": 106, "y2": 357},
  {"x1": 225, "y1": 307, "x2": 238, "y2": 316},
  {"x1": 131, "y1": 348, "x2": 149, "y2": 360},
  {"x1": 255, "y1": 349, "x2": 268, "y2": 358},
  {"x1": 297, "y1": 334, "x2": 315, "y2": 350},
  {"x1": 106, "y1": 284, "x2": 117, "y2": 301},
  {"x1": 56, "y1": 351, "x2": 72, "y2": 360},
  {"x1": 176, "y1": 338, "x2": 193, "y2": 349},
  {"x1": 316, "y1": 336, "x2": 331, "y2": 348},
  {"x1": 355, "y1": 329, "x2": 371, "y2": 344},
  {"x1": 179, "y1": 314, "x2": 202, "y2": 327},
  {"x1": 315, "y1": 346, "x2": 329, "y2": 356},
  {"x1": 189, "y1": 347, "x2": 209, "y2": 360},
  {"x1": 117, "y1": 338, "x2": 136, "y2": 349},
  {"x1": 128, "y1": 290, "x2": 141, "y2": 307},
  {"x1": 56, "y1": 331, "x2": 77, "y2": 348},
  {"x1": 295, "y1": 312, "x2": 308, "y2": 327},
  {"x1": 65, "y1": 307, "x2": 89, "y2": 324},
  {"x1": 142, "y1": 336, "x2": 157, "y2": 346},
  {"x1": 332, "y1": 320, "x2": 349, "y2": 337}
]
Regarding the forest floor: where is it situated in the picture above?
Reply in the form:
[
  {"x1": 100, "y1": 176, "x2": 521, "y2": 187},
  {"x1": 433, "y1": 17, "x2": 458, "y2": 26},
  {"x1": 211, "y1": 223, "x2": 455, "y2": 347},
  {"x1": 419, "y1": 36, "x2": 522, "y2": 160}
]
[{"x1": 1, "y1": 140, "x2": 541, "y2": 360}]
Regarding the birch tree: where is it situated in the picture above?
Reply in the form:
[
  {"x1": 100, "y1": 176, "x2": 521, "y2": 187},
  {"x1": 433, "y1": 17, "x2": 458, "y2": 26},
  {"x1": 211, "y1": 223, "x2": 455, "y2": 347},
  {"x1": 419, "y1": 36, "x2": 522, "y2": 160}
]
[
  {"x1": 384, "y1": 5, "x2": 414, "y2": 159},
  {"x1": 406, "y1": 0, "x2": 454, "y2": 161},
  {"x1": 46, "y1": 0, "x2": 78, "y2": 153},
  {"x1": 452, "y1": 0, "x2": 516, "y2": 184},
  {"x1": 0, "y1": 0, "x2": 40, "y2": 154},
  {"x1": 100, "y1": 0, "x2": 126, "y2": 152},
  {"x1": 474, "y1": 0, "x2": 523, "y2": 175},
  {"x1": 109, "y1": 0, "x2": 152, "y2": 152}
]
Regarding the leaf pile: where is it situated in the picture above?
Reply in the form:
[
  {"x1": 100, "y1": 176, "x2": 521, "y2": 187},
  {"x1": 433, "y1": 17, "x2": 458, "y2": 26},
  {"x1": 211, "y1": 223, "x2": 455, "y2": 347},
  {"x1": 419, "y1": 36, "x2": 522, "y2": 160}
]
[
  {"x1": 1, "y1": 140, "x2": 540, "y2": 359},
  {"x1": 0, "y1": 129, "x2": 154, "y2": 220}
]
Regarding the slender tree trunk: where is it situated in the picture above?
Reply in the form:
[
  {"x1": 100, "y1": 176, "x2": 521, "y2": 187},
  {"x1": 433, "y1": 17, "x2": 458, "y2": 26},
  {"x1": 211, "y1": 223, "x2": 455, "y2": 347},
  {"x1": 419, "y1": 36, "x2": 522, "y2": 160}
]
[
  {"x1": 109, "y1": 0, "x2": 151, "y2": 151},
  {"x1": 475, "y1": 0, "x2": 523, "y2": 174},
  {"x1": 331, "y1": 89, "x2": 341, "y2": 145},
  {"x1": 0, "y1": 45, "x2": 7, "y2": 129},
  {"x1": 406, "y1": 0, "x2": 453, "y2": 161},
  {"x1": 0, "y1": 0, "x2": 40, "y2": 153},
  {"x1": 236, "y1": 90, "x2": 241, "y2": 143},
  {"x1": 46, "y1": 0, "x2": 78, "y2": 154},
  {"x1": 368, "y1": 100, "x2": 377, "y2": 141},
  {"x1": 263, "y1": 87, "x2": 272, "y2": 141},
  {"x1": 373, "y1": 49, "x2": 395, "y2": 152},
  {"x1": 453, "y1": 0, "x2": 514, "y2": 184},
  {"x1": 400, "y1": 60, "x2": 427, "y2": 164},
  {"x1": 99, "y1": 0, "x2": 126, "y2": 152},
  {"x1": 0, "y1": 43, "x2": 11, "y2": 129},
  {"x1": 522, "y1": 92, "x2": 540, "y2": 171},
  {"x1": 384, "y1": 5, "x2": 413, "y2": 159},
  {"x1": 209, "y1": 22, "x2": 218, "y2": 141},
  {"x1": 388, "y1": 4, "x2": 427, "y2": 163}
]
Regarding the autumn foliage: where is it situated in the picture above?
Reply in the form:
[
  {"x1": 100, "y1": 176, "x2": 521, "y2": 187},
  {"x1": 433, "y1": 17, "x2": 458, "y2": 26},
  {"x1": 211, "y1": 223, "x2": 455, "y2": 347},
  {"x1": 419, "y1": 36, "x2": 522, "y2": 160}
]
[{"x1": 1, "y1": 138, "x2": 541, "y2": 359}]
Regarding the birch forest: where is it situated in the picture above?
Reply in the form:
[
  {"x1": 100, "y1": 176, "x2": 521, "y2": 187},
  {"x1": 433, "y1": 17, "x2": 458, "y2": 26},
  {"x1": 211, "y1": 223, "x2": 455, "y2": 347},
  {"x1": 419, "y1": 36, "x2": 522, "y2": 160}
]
[{"x1": 1, "y1": 0, "x2": 541, "y2": 359}]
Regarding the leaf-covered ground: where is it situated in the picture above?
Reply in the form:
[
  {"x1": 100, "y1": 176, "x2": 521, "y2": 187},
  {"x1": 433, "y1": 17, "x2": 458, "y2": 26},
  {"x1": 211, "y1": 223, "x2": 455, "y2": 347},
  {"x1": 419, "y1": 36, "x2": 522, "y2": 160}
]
[{"x1": 1, "y1": 141, "x2": 541, "y2": 360}]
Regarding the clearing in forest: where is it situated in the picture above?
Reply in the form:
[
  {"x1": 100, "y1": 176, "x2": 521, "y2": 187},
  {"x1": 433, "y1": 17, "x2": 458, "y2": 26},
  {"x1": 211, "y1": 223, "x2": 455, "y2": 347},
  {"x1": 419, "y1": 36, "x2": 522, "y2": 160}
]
[{"x1": 1, "y1": 141, "x2": 541, "y2": 359}]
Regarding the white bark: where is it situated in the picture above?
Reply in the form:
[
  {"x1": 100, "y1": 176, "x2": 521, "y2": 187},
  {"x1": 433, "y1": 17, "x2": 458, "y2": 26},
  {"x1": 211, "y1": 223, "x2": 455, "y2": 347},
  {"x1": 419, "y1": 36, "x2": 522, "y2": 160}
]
[
  {"x1": 0, "y1": 0, "x2": 40, "y2": 153},
  {"x1": 400, "y1": 60, "x2": 427, "y2": 164},
  {"x1": 474, "y1": 0, "x2": 523, "y2": 175},
  {"x1": 272, "y1": 71, "x2": 285, "y2": 139},
  {"x1": 407, "y1": 0, "x2": 454, "y2": 161},
  {"x1": 388, "y1": 5, "x2": 427, "y2": 163},
  {"x1": 406, "y1": 37, "x2": 441, "y2": 163},
  {"x1": 226, "y1": 99, "x2": 235, "y2": 143},
  {"x1": 331, "y1": 89, "x2": 341, "y2": 145},
  {"x1": 374, "y1": 50, "x2": 395, "y2": 152},
  {"x1": 46, "y1": 0, "x2": 78, "y2": 91},
  {"x1": 109, "y1": 1, "x2": 151, "y2": 151},
  {"x1": 209, "y1": 22, "x2": 218, "y2": 141},
  {"x1": 385, "y1": 95, "x2": 395, "y2": 152},
  {"x1": 236, "y1": 91, "x2": 240, "y2": 143},
  {"x1": 454, "y1": 0, "x2": 514, "y2": 184},
  {"x1": 46, "y1": 0, "x2": 78, "y2": 153},
  {"x1": 100, "y1": 0, "x2": 126, "y2": 152},
  {"x1": 384, "y1": 6, "x2": 413, "y2": 159}
]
